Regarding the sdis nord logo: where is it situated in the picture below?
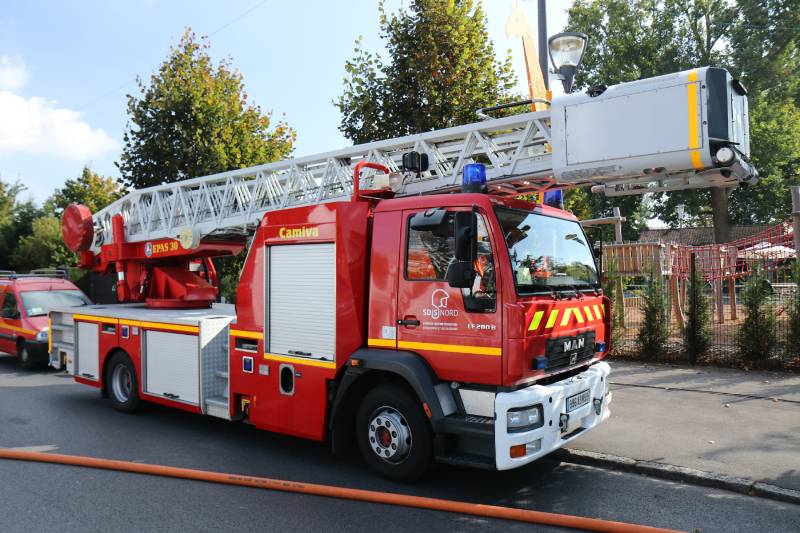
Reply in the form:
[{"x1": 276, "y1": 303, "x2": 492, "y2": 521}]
[{"x1": 423, "y1": 289, "x2": 459, "y2": 319}]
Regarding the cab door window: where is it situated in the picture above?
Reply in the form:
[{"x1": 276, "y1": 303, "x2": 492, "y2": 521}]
[
  {"x1": 1, "y1": 292, "x2": 19, "y2": 319},
  {"x1": 404, "y1": 211, "x2": 496, "y2": 312},
  {"x1": 406, "y1": 212, "x2": 455, "y2": 281}
]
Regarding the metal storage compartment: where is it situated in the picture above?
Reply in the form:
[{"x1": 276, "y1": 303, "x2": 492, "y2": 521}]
[
  {"x1": 144, "y1": 330, "x2": 200, "y2": 405},
  {"x1": 267, "y1": 243, "x2": 336, "y2": 361},
  {"x1": 76, "y1": 321, "x2": 99, "y2": 380}
]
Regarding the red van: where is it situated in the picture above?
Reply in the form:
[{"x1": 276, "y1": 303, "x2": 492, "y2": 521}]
[{"x1": 0, "y1": 270, "x2": 91, "y2": 369}]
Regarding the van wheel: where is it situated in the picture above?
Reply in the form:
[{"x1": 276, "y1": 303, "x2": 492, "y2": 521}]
[
  {"x1": 356, "y1": 383, "x2": 433, "y2": 482},
  {"x1": 18, "y1": 342, "x2": 34, "y2": 370},
  {"x1": 105, "y1": 352, "x2": 140, "y2": 413}
]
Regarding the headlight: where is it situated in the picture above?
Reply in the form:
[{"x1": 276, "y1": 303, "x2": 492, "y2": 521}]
[
  {"x1": 507, "y1": 404, "x2": 543, "y2": 432},
  {"x1": 36, "y1": 330, "x2": 48, "y2": 342}
]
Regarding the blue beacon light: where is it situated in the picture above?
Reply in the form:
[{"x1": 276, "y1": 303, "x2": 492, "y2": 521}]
[
  {"x1": 462, "y1": 163, "x2": 487, "y2": 193},
  {"x1": 543, "y1": 190, "x2": 564, "y2": 209}
]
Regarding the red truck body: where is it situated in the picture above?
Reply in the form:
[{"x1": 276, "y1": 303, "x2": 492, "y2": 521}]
[{"x1": 51, "y1": 191, "x2": 612, "y2": 480}]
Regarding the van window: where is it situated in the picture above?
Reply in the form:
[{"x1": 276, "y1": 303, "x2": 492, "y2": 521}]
[{"x1": 1, "y1": 293, "x2": 19, "y2": 319}]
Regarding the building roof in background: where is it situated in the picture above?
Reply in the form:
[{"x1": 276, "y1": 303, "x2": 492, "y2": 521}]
[{"x1": 638, "y1": 225, "x2": 771, "y2": 245}]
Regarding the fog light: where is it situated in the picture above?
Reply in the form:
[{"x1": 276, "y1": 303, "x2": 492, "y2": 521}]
[
  {"x1": 593, "y1": 398, "x2": 602, "y2": 415},
  {"x1": 533, "y1": 355, "x2": 548, "y2": 370},
  {"x1": 525, "y1": 439, "x2": 542, "y2": 454}
]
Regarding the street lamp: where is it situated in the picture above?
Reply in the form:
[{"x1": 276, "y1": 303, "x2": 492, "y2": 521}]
[{"x1": 548, "y1": 32, "x2": 588, "y2": 93}]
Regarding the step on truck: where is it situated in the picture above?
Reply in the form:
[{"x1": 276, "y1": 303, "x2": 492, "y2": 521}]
[{"x1": 50, "y1": 67, "x2": 753, "y2": 481}]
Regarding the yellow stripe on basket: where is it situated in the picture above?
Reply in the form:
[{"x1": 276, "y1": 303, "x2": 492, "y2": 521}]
[{"x1": 686, "y1": 69, "x2": 703, "y2": 170}]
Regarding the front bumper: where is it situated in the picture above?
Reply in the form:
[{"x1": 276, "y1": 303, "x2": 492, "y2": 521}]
[{"x1": 494, "y1": 361, "x2": 611, "y2": 470}]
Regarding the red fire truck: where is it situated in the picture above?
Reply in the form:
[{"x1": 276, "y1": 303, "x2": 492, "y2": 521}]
[{"x1": 50, "y1": 67, "x2": 753, "y2": 480}]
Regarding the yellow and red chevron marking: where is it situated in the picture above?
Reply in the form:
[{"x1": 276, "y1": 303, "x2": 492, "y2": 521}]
[{"x1": 527, "y1": 303, "x2": 605, "y2": 333}]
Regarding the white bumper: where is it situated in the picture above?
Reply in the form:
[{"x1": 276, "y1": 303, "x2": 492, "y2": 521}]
[{"x1": 494, "y1": 361, "x2": 611, "y2": 470}]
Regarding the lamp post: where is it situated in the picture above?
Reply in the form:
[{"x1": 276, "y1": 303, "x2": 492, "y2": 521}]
[{"x1": 548, "y1": 32, "x2": 588, "y2": 94}]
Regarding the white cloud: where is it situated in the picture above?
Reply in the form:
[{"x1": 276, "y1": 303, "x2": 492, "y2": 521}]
[
  {"x1": 0, "y1": 91, "x2": 119, "y2": 160},
  {"x1": 0, "y1": 55, "x2": 28, "y2": 91}
]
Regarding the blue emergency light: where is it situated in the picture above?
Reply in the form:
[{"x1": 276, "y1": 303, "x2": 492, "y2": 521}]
[
  {"x1": 543, "y1": 190, "x2": 564, "y2": 209},
  {"x1": 462, "y1": 163, "x2": 487, "y2": 193}
]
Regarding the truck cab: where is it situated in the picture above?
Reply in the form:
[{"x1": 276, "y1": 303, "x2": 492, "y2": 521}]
[{"x1": 358, "y1": 193, "x2": 611, "y2": 473}]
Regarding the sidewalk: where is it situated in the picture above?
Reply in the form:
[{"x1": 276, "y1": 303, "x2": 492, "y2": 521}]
[{"x1": 567, "y1": 361, "x2": 800, "y2": 494}]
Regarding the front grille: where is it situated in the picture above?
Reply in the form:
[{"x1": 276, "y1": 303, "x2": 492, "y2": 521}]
[{"x1": 544, "y1": 331, "x2": 596, "y2": 371}]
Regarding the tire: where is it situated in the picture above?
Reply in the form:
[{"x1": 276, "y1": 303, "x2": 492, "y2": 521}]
[
  {"x1": 356, "y1": 383, "x2": 433, "y2": 482},
  {"x1": 105, "y1": 352, "x2": 140, "y2": 413},
  {"x1": 18, "y1": 342, "x2": 34, "y2": 371}
]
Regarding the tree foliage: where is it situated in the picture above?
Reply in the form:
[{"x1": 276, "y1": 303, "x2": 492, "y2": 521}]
[
  {"x1": 45, "y1": 166, "x2": 124, "y2": 216},
  {"x1": 736, "y1": 266, "x2": 777, "y2": 361},
  {"x1": 683, "y1": 260, "x2": 711, "y2": 360},
  {"x1": 565, "y1": 0, "x2": 800, "y2": 229},
  {"x1": 12, "y1": 217, "x2": 75, "y2": 271},
  {"x1": 637, "y1": 268, "x2": 670, "y2": 356},
  {"x1": 117, "y1": 29, "x2": 295, "y2": 189},
  {"x1": 336, "y1": 0, "x2": 516, "y2": 144}
]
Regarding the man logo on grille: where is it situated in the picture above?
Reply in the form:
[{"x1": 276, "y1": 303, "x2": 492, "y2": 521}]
[{"x1": 563, "y1": 337, "x2": 585, "y2": 352}]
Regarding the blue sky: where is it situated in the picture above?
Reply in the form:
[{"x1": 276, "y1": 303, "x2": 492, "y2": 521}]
[{"x1": 0, "y1": 0, "x2": 568, "y2": 204}]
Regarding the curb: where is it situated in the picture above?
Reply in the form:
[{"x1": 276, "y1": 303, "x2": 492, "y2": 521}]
[{"x1": 554, "y1": 448, "x2": 800, "y2": 506}]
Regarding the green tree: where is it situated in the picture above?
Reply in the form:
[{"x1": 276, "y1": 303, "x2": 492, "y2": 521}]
[
  {"x1": 736, "y1": 266, "x2": 777, "y2": 361},
  {"x1": 336, "y1": 0, "x2": 516, "y2": 144},
  {"x1": 117, "y1": 29, "x2": 295, "y2": 189},
  {"x1": 786, "y1": 262, "x2": 800, "y2": 357},
  {"x1": 683, "y1": 260, "x2": 711, "y2": 360},
  {"x1": 116, "y1": 29, "x2": 296, "y2": 301},
  {"x1": 564, "y1": 0, "x2": 800, "y2": 239},
  {"x1": 45, "y1": 166, "x2": 124, "y2": 216},
  {"x1": 637, "y1": 268, "x2": 670, "y2": 357},
  {"x1": 0, "y1": 179, "x2": 42, "y2": 267},
  {"x1": 12, "y1": 217, "x2": 76, "y2": 271}
]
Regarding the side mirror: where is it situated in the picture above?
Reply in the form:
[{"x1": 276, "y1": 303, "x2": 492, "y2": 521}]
[
  {"x1": 447, "y1": 210, "x2": 477, "y2": 288},
  {"x1": 453, "y1": 211, "x2": 477, "y2": 261}
]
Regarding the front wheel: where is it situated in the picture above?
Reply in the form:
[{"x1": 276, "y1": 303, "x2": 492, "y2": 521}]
[
  {"x1": 356, "y1": 383, "x2": 433, "y2": 482},
  {"x1": 18, "y1": 342, "x2": 34, "y2": 370},
  {"x1": 105, "y1": 352, "x2": 140, "y2": 413}
]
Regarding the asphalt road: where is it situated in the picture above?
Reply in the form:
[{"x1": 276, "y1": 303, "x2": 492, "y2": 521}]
[{"x1": 1, "y1": 354, "x2": 798, "y2": 533}]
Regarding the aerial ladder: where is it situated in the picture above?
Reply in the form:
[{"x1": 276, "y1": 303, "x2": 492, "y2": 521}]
[{"x1": 62, "y1": 67, "x2": 755, "y2": 309}]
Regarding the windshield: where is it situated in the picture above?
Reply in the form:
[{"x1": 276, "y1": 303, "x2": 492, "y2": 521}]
[
  {"x1": 495, "y1": 207, "x2": 600, "y2": 293},
  {"x1": 20, "y1": 290, "x2": 91, "y2": 317}
]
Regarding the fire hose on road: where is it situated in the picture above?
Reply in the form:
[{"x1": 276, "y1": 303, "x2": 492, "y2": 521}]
[{"x1": 0, "y1": 448, "x2": 683, "y2": 533}]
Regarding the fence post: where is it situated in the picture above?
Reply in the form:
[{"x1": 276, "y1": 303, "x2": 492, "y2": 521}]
[
  {"x1": 613, "y1": 207, "x2": 623, "y2": 244},
  {"x1": 690, "y1": 253, "x2": 697, "y2": 366},
  {"x1": 729, "y1": 277, "x2": 737, "y2": 321}
]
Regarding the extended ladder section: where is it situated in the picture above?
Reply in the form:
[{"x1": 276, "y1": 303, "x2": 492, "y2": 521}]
[{"x1": 89, "y1": 67, "x2": 755, "y2": 251}]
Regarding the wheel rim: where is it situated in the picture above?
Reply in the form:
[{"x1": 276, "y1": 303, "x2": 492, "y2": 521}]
[
  {"x1": 20, "y1": 347, "x2": 29, "y2": 364},
  {"x1": 111, "y1": 364, "x2": 132, "y2": 402},
  {"x1": 367, "y1": 406, "x2": 412, "y2": 464}
]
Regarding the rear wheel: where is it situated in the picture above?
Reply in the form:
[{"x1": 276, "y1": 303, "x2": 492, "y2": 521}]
[
  {"x1": 356, "y1": 383, "x2": 433, "y2": 482},
  {"x1": 18, "y1": 342, "x2": 34, "y2": 371},
  {"x1": 105, "y1": 352, "x2": 140, "y2": 413}
]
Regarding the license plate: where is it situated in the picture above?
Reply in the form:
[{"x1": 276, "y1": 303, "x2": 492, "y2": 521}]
[{"x1": 566, "y1": 389, "x2": 591, "y2": 412}]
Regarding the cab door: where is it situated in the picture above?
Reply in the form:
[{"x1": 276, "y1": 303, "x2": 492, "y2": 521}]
[
  {"x1": 396, "y1": 208, "x2": 503, "y2": 384},
  {"x1": 0, "y1": 291, "x2": 21, "y2": 353}
]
